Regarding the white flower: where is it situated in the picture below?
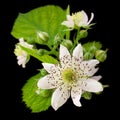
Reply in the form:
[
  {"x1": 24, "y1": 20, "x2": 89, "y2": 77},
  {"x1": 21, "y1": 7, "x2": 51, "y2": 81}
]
[
  {"x1": 37, "y1": 44, "x2": 103, "y2": 110},
  {"x1": 14, "y1": 38, "x2": 33, "y2": 68},
  {"x1": 61, "y1": 10, "x2": 94, "y2": 29}
]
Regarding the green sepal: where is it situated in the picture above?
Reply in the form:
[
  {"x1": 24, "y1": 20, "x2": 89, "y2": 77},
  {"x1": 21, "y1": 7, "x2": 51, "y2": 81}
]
[{"x1": 82, "y1": 91, "x2": 92, "y2": 100}]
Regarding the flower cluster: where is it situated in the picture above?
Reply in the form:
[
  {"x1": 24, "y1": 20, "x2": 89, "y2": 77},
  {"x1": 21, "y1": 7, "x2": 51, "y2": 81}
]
[{"x1": 11, "y1": 5, "x2": 108, "y2": 112}]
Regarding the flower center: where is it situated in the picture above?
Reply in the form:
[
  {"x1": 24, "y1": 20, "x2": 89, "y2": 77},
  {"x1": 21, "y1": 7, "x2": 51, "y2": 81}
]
[
  {"x1": 62, "y1": 68, "x2": 76, "y2": 83},
  {"x1": 72, "y1": 12, "x2": 83, "y2": 26}
]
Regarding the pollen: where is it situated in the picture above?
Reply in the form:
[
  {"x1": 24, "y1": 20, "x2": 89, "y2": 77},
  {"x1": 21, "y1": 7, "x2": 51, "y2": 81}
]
[{"x1": 62, "y1": 68, "x2": 77, "y2": 83}]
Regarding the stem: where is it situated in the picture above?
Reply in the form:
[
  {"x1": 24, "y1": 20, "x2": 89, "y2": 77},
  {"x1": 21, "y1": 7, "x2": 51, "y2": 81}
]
[
  {"x1": 76, "y1": 27, "x2": 82, "y2": 43},
  {"x1": 70, "y1": 28, "x2": 80, "y2": 53},
  {"x1": 48, "y1": 44, "x2": 59, "y2": 58},
  {"x1": 50, "y1": 49, "x2": 59, "y2": 57}
]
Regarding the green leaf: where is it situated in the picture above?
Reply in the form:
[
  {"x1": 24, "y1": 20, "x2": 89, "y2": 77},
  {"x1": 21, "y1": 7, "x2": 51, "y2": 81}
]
[
  {"x1": 22, "y1": 71, "x2": 53, "y2": 112},
  {"x1": 82, "y1": 91, "x2": 92, "y2": 100},
  {"x1": 40, "y1": 54, "x2": 58, "y2": 63},
  {"x1": 11, "y1": 5, "x2": 66, "y2": 45},
  {"x1": 20, "y1": 45, "x2": 58, "y2": 64},
  {"x1": 83, "y1": 41, "x2": 102, "y2": 60}
]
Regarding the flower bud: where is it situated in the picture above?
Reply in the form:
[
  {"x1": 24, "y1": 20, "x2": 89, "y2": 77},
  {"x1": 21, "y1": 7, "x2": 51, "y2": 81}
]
[
  {"x1": 79, "y1": 30, "x2": 88, "y2": 38},
  {"x1": 37, "y1": 49, "x2": 48, "y2": 56},
  {"x1": 95, "y1": 49, "x2": 107, "y2": 62},
  {"x1": 37, "y1": 31, "x2": 49, "y2": 44},
  {"x1": 54, "y1": 34, "x2": 62, "y2": 45},
  {"x1": 61, "y1": 40, "x2": 73, "y2": 49}
]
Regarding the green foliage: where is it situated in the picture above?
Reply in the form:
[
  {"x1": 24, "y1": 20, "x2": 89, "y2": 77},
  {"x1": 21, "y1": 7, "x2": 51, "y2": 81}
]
[
  {"x1": 22, "y1": 70, "x2": 53, "y2": 112},
  {"x1": 11, "y1": 5, "x2": 67, "y2": 46},
  {"x1": 20, "y1": 45, "x2": 58, "y2": 64},
  {"x1": 83, "y1": 41, "x2": 102, "y2": 60}
]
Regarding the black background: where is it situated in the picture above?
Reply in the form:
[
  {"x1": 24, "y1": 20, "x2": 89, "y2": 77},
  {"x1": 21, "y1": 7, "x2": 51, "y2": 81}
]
[{"x1": 1, "y1": 0, "x2": 118, "y2": 119}]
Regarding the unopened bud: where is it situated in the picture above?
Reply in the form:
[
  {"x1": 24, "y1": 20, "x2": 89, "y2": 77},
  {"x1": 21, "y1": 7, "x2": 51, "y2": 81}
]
[
  {"x1": 79, "y1": 30, "x2": 88, "y2": 38},
  {"x1": 54, "y1": 34, "x2": 62, "y2": 45},
  {"x1": 95, "y1": 49, "x2": 108, "y2": 62},
  {"x1": 37, "y1": 31, "x2": 49, "y2": 44},
  {"x1": 62, "y1": 40, "x2": 73, "y2": 49}
]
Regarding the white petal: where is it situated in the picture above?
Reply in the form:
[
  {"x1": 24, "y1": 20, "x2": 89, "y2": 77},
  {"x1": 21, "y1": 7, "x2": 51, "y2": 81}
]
[
  {"x1": 19, "y1": 38, "x2": 24, "y2": 43},
  {"x1": 71, "y1": 84, "x2": 82, "y2": 107},
  {"x1": 67, "y1": 15, "x2": 74, "y2": 27},
  {"x1": 72, "y1": 44, "x2": 83, "y2": 62},
  {"x1": 60, "y1": 45, "x2": 71, "y2": 68},
  {"x1": 42, "y1": 63, "x2": 58, "y2": 73},
  {"x1": 67, "y1": 15, "x2": 72, "y2": 21},
  {"x1": 61, "y1": 15, "x2": 74, "y2": 28},
  {"x1": 51, "y1": 84, "x2": 70, "y2": 110},
  {"x1": 81, "y1": 78, "x2": 103, "y2": 92},
  {"x1": 81, "y1": 10, "x2": 88, "y2": 23},
  {"x1": 84, "y1": 68, "x2": 99, "y2": 77},
  {"x1": 82, "y1": 59, "x2": 99, "y2": 68},
  {"x1": 80, "y1": 60, "x2": 99, "y2": 76},
  {"x1": 91, "y1": 75, "x2": 102, "y2": 81},
  {"x1": 87, "y1": 12, "x2": 94, "y2": 25},
  {"x1": 61, "y1": 21, "x2": 70, "y2": 27},
  {"x1": 18, "y1": 59, "x2": 25, "y2": 65},
  {"x1": 19, "y1": 38, "x2": 33, "y2": 48},
  {"x1": 17, "y1": 56, "x2": 26, "y2": 68},
  {"x1": 37, "y1": 75, "x2": 56, "y2": 89},
  {"x1": 89, "y1": 68, "x2": 99, "y2": 76},
  {"x1": 78, "y1": 11, "x2": 88, "y2": 26}
]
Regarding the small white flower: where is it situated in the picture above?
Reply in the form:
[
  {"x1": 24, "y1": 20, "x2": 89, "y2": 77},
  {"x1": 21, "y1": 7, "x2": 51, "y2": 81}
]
[
  {"x1": 37, "y1": 44, "x2": 103, "y2": 110},
  {"x1": 61, "y1": 10, "x2": 94, "y2": 29},
  {"x1": 14, "y1": 38, "x2": 33, "y2": 68}
]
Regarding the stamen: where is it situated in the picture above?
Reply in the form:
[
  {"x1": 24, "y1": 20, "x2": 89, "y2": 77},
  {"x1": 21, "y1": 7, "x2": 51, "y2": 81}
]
[{"x1": 62, "y1": 68, "x2": 76, "y2": 83}]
